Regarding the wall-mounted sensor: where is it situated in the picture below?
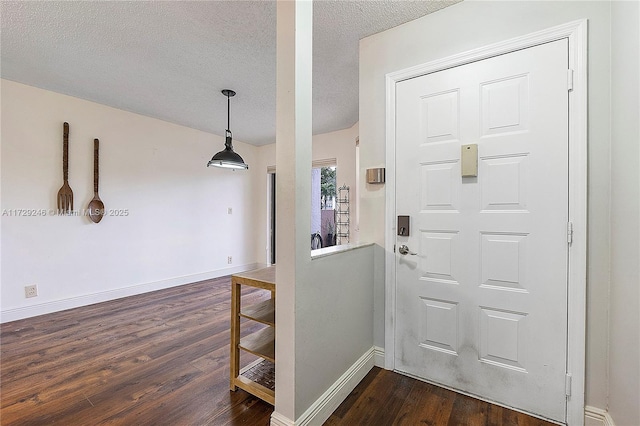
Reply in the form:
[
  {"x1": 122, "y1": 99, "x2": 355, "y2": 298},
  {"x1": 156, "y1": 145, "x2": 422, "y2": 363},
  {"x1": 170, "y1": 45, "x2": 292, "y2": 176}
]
[
  {"x1": 366, "y1": 168, "x2": 385, "y2": 184},
  {"x1": 461, "y1": 144, "x2": 478, "y2": 177}
]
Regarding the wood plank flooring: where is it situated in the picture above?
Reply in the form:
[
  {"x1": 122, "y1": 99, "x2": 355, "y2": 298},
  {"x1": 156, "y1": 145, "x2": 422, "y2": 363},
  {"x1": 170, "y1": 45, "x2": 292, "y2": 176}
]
[
  {"x1": 1, "y1": 276, "x2": 274, "y2": 425},
  {"x1": 1, "y1": 276, "x2": 556, "y2": 426},
  {"x1": 326, "y1": 367, "x2": 555, "y2": 426}
]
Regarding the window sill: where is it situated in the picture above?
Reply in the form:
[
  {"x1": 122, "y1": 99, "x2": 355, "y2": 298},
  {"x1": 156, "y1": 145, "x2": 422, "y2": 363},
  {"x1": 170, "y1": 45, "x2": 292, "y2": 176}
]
[{"x1": 311, "y1": 242, "x2": 374, "y2": 260}]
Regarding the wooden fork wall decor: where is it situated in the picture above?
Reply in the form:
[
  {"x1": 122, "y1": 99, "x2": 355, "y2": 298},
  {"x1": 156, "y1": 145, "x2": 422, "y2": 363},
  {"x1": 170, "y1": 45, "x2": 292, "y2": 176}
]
[{"x1": 57, "y1": 122, "x2": 74, "y2": 214}]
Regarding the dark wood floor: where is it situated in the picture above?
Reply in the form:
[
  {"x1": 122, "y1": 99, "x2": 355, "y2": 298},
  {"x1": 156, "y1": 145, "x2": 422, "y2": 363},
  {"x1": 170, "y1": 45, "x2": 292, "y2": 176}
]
[
  {"x1": 1, "y1": 276, "x2": 274, "y2": 425},
  {"x1": 1, "y1": 276, "x2": 555, "y2": 426},
  {"x1": 326, "y1": 367, "x2": 554, "y2": 426}
]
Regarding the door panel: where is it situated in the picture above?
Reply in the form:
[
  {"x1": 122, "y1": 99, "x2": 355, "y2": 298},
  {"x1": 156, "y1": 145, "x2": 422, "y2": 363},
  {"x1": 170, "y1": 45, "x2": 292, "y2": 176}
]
[{"x1": 395, "y1": 40, "x2": 569, "y2": 422}]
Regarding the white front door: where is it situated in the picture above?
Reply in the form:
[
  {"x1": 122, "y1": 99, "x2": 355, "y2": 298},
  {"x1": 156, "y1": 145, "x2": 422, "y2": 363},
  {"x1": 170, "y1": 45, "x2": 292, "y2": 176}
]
[{"x1": 394, "y1": 39, "x2": 569, "y2": 422}]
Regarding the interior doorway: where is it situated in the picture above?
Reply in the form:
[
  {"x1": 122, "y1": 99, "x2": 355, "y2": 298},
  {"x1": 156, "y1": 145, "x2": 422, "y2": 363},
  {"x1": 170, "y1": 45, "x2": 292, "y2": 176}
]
[{"x1": 268, "y1": 172, "x2": 276, "y2": 265}]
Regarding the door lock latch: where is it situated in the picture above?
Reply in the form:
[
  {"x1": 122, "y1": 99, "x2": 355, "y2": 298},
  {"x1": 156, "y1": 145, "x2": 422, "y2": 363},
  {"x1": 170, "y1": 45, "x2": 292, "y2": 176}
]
[{"x1": 398, "y1": 244, "x2": 417, "y2": 256}]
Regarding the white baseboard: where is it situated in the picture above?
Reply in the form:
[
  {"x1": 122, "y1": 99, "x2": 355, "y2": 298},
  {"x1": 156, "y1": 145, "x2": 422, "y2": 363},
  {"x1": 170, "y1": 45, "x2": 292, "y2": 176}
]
[
  {"x1": 585, "y1": 406, "x2": 615, "y2": 426},
  {"x1": 373, "y1": 345, "x2": 385, "y2": 367},
  {"x1": 271, "y1": 346, "x2": 376, "y2": 426},
  {"x1": 270, "y1": 411, "x2": 294, "y2": 426},
  {"x1": 0, "y1": 263, "x2": 261, "y2": 323},
  {"x1": 297, "y1": 346, "x2": 375, "y2": 425}
]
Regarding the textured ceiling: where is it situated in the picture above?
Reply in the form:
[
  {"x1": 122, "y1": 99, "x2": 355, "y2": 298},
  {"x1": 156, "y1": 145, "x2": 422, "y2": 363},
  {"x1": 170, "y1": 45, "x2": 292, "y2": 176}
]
[{"x1": 1, "y1": 1, "x2": 459, "y2": 146}]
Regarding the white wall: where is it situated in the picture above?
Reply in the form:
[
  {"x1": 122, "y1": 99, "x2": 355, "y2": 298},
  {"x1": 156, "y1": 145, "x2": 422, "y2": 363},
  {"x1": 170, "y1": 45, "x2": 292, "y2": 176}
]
[
  {"x1": 274, "y1": 2, "x2": 312, "y2": 419},
  {"x1": 1, "y1": 79, "x2": 260, "y2": 321},
  {"x1": 359, "y1": 0, "x2": 616, "y2": 413},
  {"x1": 254, "y1": 123, "x2": 359, "y2": 264},
  {"x1": 609, "y1": 1, "x2": 640, "y2": 425},
  {"x1": 274, "y1": 3, "x2": 374, "y2": 423},
  {"x1": 296, "y1": 245, "x2": 374, "y2": 419}
]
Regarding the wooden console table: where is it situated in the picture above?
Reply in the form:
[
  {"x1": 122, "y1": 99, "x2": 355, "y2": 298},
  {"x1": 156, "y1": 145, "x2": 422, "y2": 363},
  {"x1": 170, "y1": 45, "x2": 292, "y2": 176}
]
[{"x1": 230, "y1": 266, "x2": 275, "y2": 405}]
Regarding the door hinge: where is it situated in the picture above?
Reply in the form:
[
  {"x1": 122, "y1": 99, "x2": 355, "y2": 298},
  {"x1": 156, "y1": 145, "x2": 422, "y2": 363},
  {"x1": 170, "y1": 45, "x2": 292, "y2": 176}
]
[
  {"x1": 565, "y1": 373, "x2": 572, "y2": 397},
  {"x1": 567, "y1": 221, "x2": 574, "y2": 245},
  {"x1": 567, "y1": 69, "x2": 574, "y2": 91},
  {"x1": 393, "y1": 244, "x2": 396, "y2": 253}
]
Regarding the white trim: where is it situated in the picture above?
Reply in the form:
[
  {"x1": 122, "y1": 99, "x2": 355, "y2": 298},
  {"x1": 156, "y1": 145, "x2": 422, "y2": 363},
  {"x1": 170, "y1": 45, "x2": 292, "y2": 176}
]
[
  {"x1": 373, "y1": 346, "x2": 385, "y2": 368},
  {"x1": 295, "y1": 347, "x2": 375, "y2": 426},
  {"x1": 310, "y1": 242, "x2": 373, "y2": 260},
  {"x1": 384, "y1": 64, "x2": 398, "y2": 371},
  {"x1": 565, "y1": 19, "x2": 589, "y2": 426},
  {"x1": 270, "y1": 412, "x2": 295, "y2": 426},
  {"x1": 384, "y1": 20, "x2": 588, "y2": 425},
  {"x1": 312, "y1": 158, "x2": 338, "y2": 169},
  {"x1": 0, "y1": 263, "x2": 261, "y2": 323},
  {"x1": 271, "y1": 347, "x2": 375, "y2": 426},
  {"x1": 584, "y1": 406, "x2": 616, "y2": 426},
  {"x1": 267, "y1": 157, "x2": 337, "y2": 174}
]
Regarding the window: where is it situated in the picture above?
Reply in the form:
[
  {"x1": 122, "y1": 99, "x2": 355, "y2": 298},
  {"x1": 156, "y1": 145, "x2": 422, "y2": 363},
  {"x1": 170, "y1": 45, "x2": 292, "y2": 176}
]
[{"x1": 311, "y1": 160, "x2": 337, "y2": 250}]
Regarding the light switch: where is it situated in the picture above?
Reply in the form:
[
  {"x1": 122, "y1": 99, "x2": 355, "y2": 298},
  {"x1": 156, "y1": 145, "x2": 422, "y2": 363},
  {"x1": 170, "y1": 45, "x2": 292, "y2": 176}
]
[{"x1": 461, "y1": 144, "x2": 478, "y2": 177}]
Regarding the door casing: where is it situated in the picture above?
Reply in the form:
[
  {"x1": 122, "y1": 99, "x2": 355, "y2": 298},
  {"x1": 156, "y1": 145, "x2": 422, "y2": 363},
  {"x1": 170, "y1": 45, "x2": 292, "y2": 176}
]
[{"x1": 384, "y1": 20, "x2": 587, "y2": 424}]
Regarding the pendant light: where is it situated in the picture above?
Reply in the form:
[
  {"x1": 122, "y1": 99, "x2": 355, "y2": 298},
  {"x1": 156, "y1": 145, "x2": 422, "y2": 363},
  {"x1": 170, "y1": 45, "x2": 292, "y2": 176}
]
[{"x1": 207, "y1": 89, "x2": 248, "y2": 170}]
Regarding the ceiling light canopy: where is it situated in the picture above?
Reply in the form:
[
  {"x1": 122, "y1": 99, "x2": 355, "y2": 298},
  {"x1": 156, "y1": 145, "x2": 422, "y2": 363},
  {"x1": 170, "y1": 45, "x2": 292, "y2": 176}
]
[{"x1": 207, "y1": 89, "x2": 248, "y2": 170}]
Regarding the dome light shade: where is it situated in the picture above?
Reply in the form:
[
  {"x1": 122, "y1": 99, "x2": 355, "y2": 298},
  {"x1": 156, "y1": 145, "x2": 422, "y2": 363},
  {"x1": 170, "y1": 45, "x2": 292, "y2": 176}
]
[
  {"x1": 207, "y1": 89, "x2": 248, "y2": 170},
  {"x1": 207, "y1": 131, "x2": 248, "y2": 169}
]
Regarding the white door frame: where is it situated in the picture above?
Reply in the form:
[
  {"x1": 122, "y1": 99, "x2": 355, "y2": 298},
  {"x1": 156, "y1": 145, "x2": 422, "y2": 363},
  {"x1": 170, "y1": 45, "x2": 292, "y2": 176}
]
[{"x1": 384, "y1": 20, "x2": 587, "y2": 424}]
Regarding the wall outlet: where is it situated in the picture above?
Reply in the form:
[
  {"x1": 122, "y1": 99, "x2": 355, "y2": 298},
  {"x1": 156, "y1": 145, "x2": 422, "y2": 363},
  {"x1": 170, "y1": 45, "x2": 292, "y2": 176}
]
[
  {"x1": 227, "y1": 256, "x2": 232, "y2": 264},
  {"x1": 227, "y1": 207, "x2": 232, "y2": 215},
  {"x1": 25, "y1": 285, "x2": 38, "y2": 298}
]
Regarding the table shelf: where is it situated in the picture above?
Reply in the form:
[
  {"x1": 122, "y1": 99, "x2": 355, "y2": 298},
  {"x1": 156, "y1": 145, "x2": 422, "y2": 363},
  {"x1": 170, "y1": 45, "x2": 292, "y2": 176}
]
[
  {"x1": 239, "y1": 327, "x2": 275, "y2": 362},
  {"x1": 230, "y1": 266, "x2": 276, "y2": 406},
  {"x1": 240, "y1": 299, "x2": 275, "y2": 326}
]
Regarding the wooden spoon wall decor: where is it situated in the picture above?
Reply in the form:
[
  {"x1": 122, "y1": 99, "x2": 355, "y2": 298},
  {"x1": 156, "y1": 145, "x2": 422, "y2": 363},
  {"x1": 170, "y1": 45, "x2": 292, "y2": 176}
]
[
  {"x1": 87, "y1": 138, "x2": 105, "y2": 223},
  {"x1": 57, "y1": 122, "x2": 74, "y2": 214}
]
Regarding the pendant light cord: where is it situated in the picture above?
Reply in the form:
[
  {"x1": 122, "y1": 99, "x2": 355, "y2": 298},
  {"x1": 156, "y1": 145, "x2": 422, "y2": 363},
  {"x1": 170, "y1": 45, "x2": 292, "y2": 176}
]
[{"x1": 208, "y1": 88, "x2": 247, "y2": 170}]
